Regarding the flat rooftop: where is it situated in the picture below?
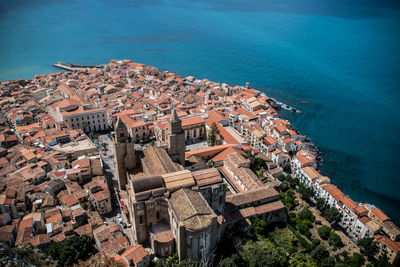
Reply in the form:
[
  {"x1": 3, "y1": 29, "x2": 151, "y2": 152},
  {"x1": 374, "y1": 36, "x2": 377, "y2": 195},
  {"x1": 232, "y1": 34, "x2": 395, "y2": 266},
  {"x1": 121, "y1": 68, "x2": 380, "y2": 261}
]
[{"x1": 52, "y1": 138, "x2": 96, "y2": 153}]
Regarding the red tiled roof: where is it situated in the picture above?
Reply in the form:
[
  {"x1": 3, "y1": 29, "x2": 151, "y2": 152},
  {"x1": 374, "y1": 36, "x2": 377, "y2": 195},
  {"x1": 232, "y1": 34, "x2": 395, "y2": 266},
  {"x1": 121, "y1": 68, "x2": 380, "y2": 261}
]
[
  {"x1": 205, "y1": 111, "x2": 239, "y2": 144},
  {"x1": 185, "y1": 144, "x2": 238, "y2": 159},
  {"x1": 370, "y1": 208, "x2": 390, "y2": 223},
  {"x1": 181, "y1": 116, "x2": 204, "y2": 127},
  {"x1": 121, "y1": 245, "x2": 149, "y2": 264}
]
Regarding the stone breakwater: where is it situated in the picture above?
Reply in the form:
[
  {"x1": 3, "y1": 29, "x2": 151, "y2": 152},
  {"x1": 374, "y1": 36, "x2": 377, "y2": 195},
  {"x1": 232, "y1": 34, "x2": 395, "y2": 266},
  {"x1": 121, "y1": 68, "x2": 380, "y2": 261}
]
[{"x1": 53, "y1": 62, "x2": 104, "y2": 72}]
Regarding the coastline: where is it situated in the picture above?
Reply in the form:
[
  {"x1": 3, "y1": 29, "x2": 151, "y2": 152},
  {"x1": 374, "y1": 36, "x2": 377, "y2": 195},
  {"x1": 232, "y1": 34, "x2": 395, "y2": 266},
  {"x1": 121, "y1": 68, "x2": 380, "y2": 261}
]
[
  {"x1": 1, "y1": 61, "x2": 396, "y2": 226},
  {"x1": 1, "y1": 59, "x2": 399, "y2": 263},
  {"x1": 1, "y1": 61, "x2": 389, "y2": 220}
]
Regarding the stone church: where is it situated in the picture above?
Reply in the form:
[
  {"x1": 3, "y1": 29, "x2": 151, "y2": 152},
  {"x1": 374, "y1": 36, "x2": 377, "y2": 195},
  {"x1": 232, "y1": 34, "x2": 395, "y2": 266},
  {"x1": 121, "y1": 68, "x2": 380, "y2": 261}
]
[{"x1": 112, "y1": 109, "x2": 286, "y2": 261}]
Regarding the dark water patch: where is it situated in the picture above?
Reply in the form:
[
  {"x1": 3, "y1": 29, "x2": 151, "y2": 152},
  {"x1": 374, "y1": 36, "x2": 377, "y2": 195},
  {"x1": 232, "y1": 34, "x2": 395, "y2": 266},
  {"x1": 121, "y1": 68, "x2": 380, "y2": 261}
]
[
  {"x1": 317, "y1": 146, "x2": 400, "y2": 225},
  {"x1": 183, "y1": 0, "x2": 400, "y2": 19},
  {"x1": 259, "y1": 87, "x2": 325, "y2": 112},
  {"x1": 318, "y1": 146, "x2": 361, "y2": 186},
  {"x1": 361, "y1": 187, "x2": 400, "y2": 225},
  {"x1": 97, "y1": 34, "x2": 188, "y2": 44},
  {"x1": 0, "y1": 0, "x2": 81, "y2": 13},
  {"x1": 98, "y1": 0, "x2": 164, "y2": 8}
]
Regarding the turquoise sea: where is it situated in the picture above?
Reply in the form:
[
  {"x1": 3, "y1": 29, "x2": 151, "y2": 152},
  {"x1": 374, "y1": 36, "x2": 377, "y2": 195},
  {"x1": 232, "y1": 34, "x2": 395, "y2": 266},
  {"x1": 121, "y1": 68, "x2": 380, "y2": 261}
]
[{"x1": 1, "y1": 0, "x2": 399, "y2": 223}]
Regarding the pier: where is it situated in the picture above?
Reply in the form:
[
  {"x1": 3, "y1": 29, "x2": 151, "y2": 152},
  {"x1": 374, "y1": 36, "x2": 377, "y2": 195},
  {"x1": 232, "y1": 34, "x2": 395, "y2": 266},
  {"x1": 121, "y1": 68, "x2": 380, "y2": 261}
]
[{"x1": 53, "y1": 62, "x2": 104, "y2": 71}]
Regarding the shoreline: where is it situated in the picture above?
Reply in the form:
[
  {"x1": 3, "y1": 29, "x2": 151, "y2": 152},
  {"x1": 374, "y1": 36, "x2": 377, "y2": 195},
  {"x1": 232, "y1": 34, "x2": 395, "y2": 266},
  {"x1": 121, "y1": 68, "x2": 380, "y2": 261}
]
[{"x1": 1, "y1": 59, "x2": 398, "y2": 243}]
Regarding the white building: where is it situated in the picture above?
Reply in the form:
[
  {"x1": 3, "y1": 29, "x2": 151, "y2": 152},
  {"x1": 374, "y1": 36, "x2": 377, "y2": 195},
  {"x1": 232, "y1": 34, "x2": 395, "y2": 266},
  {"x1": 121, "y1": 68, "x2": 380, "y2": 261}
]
[{"x1": 47, "y1": 99, "x2": 108, "y2": 132}]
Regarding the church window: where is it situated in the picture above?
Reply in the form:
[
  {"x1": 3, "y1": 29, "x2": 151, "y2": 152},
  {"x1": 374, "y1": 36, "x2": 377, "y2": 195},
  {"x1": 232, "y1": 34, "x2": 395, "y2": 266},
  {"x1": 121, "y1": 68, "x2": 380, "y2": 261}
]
[{"x1": 139, "y1": 215, "x2": 143, "y2": 224}]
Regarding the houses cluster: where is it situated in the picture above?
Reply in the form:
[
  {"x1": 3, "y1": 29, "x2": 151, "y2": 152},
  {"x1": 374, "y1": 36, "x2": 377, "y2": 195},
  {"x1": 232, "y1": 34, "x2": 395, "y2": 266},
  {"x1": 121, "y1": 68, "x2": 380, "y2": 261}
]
[
  {"x1": 0, "y1": 80, "x2": 140, "y2": 264},
  {"x1": 0, "y1": 139, "x2": 116, "y2": 250},
  {"x1": 292, "y1": 152, "x2": 400, "y2": 263},
  {"x1": 0, "y1": 59, "x2": 399, "y2": 265}
]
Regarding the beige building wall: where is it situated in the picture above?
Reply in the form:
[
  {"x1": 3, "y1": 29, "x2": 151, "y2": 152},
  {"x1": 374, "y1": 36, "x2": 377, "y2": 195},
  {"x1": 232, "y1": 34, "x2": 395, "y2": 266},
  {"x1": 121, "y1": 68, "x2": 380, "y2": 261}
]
[{"x1": 63, "y1": 109, "x2": 108, "y2": 132}]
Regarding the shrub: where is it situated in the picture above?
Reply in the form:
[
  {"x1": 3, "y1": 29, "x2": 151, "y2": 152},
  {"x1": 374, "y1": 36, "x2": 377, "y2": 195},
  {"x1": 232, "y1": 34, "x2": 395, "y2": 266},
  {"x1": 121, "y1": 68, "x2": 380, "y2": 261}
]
[
  {"x1": 311, "y1": 238, "x2": 321, "y2": 249},
  {"x1": 288, "y1": 224, "x2": 312, "y2": 251},
  {"x1": 47, "y1": 235, "x2": 94, "y2": 266},
  {"x1": 251, "y1": 217, "x2": 267, "y2": 238},
  {"x1": 297, "y1": 222, "x2": 312, "y2": 239},
  {"x1": 324, "y1": 207, "x2": 341, "y2": 225},
  {"x1": 317, "y1": 225, "x2": 331, "y2": 240},
  {"x1": 310, "y1": 244, "x2": 329, "y2": 262},
  {"x1": 298, "y1": 207, "x2": 315, "y2": 222},
  {"x1": 328, "y1": 232, "x2": 343, "y2": 248},
  {"x1": 298, "y1": 183, "x2": 314, "y2": 202},
  {"x1": 357, "y1": 237, "x2": 379, "y2": 261},
  {"x1": 281, "y1": 189, "x2": 298, "y2": 211},
  {"x1": 349, "y1": 252, "x2": 365, "y2": 267}
]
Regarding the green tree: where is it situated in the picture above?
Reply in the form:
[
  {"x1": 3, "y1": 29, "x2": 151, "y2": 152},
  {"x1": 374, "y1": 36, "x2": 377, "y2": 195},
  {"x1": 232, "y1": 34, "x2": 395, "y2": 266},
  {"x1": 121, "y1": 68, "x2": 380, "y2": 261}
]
[
  {"x1": 47, "y1": 235, "x2": 94, "y2": 266},
  {"x1": 311, "y1": 238, "x2": 321, "y2": 248},
  {"x1": 207, "y1": 160, "x2": 215, "y2": 168},
  {"x1": 281, "y1": 180, "x2": 290, "y2": 192},
  {"x1": 340, "y1": 250, "x2": 350, "y2": 264},
  {"x1": 165, "y1": 253, "x2": 179, "y2": 266},
  {"x1": 349, "y1": 252, "x2": 365, "y2": 267},
  {"x1": 297, "y1": 222, "x2": 312, "y2": 239},
  {"x1": 278, "y1": 174, "x2": 287, "y2": 181},
  {"x1": 373, "y1": 252, "x2": 393, "y2": 267},
  {"x1": 251, "y1": 217, "x2": 267, "y2": 238},
  {"x1": 250, "y1": 157, "x2": 266, "y2": 172},
  {"x1": 298, "y1": 183, "x2": 314, "y2": 203},
  {"x1": 310, "y1": 244, "x2": 329, "y2": 262},
  {"x1": 252, "y1": 247, "x2": 287, "y2": 267},
  {"x1": 357, "y1": 237, "x2": 379, "y2": 261},
  {"x1": 298, "y1": 207, "x2": 315, "y2": 222},
  {"x1": 324, "y1": 207, "x2": 341, "y2": 225},
  {"x1": 290, "y1": 175, "x2": 298, "y2": 187},
  {"x1": 207, "y1": 122, "x2": 220, "y2": 146},
  {"x1": 177, "y1": 259, "x2": 198, "y2": 267},
  {"x1": 289, "y1": 253, "x2": 317, "y2": 267},
  {"x1": 316, "y1": 198, "x2": 327, "y2": 211},
  {"x1": 320, "y1": 256, "x2": 335, "y2": 267},
  {"x1": 317, "y1": 225, "x2": 331, "y2": 240},
  {"x1": 328, "y1": 232, "x2": 343, "y2": 248},
  {"x1": 281, "y1": 188, "x2": 298, "y2": 211},
  {"x1": 220, "y1": 255, "x2": 241, "y2": 267}
]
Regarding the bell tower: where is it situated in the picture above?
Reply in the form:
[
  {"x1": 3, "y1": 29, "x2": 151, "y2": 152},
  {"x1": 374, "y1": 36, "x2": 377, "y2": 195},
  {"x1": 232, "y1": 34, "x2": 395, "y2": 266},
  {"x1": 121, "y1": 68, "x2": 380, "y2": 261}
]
[
  {"x1": 113, "y1": 116, "x2": 136, "y2": 190},
  {"x1": 167, "y1": 109, "x2": 185, "y2": 166}
]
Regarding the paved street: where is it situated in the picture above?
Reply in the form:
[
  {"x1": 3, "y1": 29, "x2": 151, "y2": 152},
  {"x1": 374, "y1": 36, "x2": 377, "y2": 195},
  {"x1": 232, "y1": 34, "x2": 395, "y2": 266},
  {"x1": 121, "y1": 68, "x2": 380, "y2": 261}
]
[{"x1": 96, "y1": 134, "x2": 134, "y2": 242}]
